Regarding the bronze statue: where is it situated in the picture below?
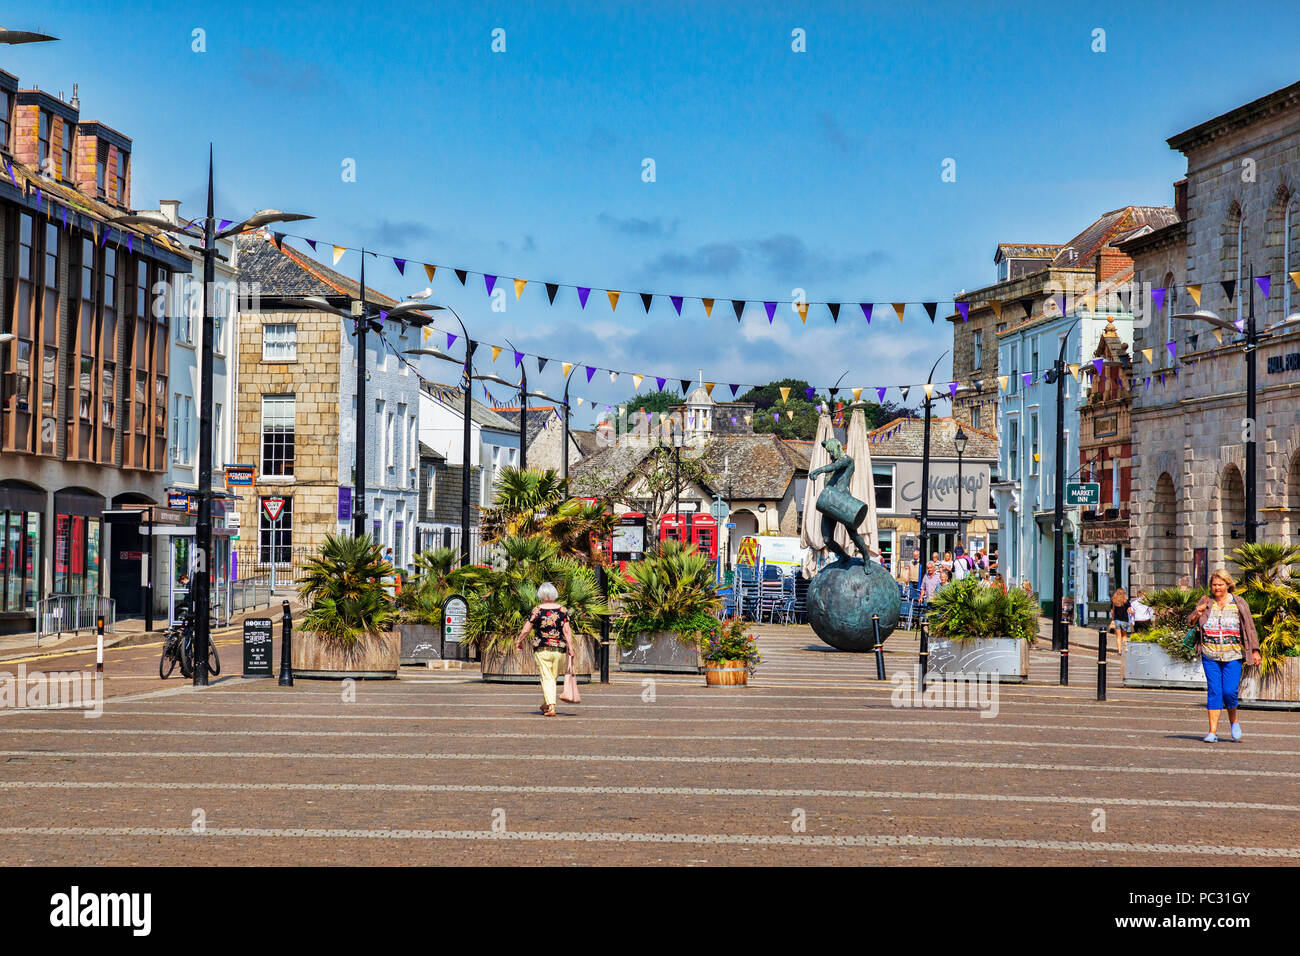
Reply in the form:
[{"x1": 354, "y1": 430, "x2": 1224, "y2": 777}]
[{"x1": 807, "y1": 438, "x2": 872, "y2": 572}]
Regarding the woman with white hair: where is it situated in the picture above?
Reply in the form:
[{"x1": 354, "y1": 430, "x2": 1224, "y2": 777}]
[{"x1": 515, "y1": 581, "x2": 574, "y2": 717}]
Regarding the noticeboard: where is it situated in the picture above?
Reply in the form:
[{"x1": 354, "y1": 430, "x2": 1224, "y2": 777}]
[
  {"x1": 442, "y1": 594, "x2": 468, "y2": 658},
  {"x1": 242, "y1": 617, "x2": 274, "y2": 678}
]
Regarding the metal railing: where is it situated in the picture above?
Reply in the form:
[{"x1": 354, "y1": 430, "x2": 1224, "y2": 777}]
[
  {"x1": 230, "y1": 571, "x2": 273, "y2": 615},
  {"x1": 36, "y1": 593, "x2": 116, "y2": 646}
]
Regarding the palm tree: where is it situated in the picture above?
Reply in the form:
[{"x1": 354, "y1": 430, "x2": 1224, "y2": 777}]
[
  {"x1": 1230, "y1": 543, "x2": 1300, "y2": 587},
  {"x1": 399, "y1": 546, "x2": 491, "y2": 625},
  {"x1": 480, "y1": 467, "x2": 568, "y2": 542},
  {"x1": 297, "y1": 534, "x2": 397, "y2": 647}
]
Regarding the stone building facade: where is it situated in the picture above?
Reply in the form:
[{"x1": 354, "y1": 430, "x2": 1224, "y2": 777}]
[{"x1": 1122, "y1": 81, "x2": 1300, "y2": 592}]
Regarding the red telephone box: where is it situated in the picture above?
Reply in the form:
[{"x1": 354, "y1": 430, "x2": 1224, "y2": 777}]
[
  {"x1": 690, "y1": 513, "x2": 718, "y2": 559},
  {"x1": 658, "y1": 513, "x2": 685, "y2": 545}
]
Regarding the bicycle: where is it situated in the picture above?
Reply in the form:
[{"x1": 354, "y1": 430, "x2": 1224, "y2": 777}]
[{"x1": 159, "y1": 610, "x2": 221, "y2": 679}]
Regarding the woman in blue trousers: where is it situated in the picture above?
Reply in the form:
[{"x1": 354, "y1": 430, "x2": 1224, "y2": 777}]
[{"x1": 1188, "y1": 569, "x2": 1261, "y2": 742}]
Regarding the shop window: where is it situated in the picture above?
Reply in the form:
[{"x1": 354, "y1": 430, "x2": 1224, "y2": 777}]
[
  {"x1": 872, "y1": 464, "x2": 894, "y2": 512},
  {"x1": 53, "y1": 513, "x2": 101, "y2": 595},
  {"x1": 0, "y1": 507, "x2": 42, "y2": 613}
]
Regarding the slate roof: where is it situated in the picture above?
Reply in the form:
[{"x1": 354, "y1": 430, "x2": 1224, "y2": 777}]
[
  {"x1": 867, "y1": 417, "x2": 997, "y2": 460},
  {"x1": 235, "y1": 231, "x2": 400, "y2": 306},
  {"x1": 495, "y1": 407, "x2": 563, "y2": 441},
  {"x1": 570, "y1": 429, "x2": 602, "y2": 457},
  {"x1": 1049, "y1": 206, "x2": 1178, "y2": 269},
  {"x1": 995, "y1": 243, "x2": 1062, "y2": 261},
  {"x1": 419, "y1": 441, "x2": 445, "y2": 462}
]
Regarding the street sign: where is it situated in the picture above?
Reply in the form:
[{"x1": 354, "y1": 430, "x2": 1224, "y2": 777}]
[
  {"x1": 442, "y1": 594, "x2": 468, "y2": 659},
  {"x1": 1065, "y1": 482, "x2": 1101, "y2": 507},
  {"x1": 725, "y1": 522, "x2": 736, "y2": 529},
  {"x1": 225, "y1": 464, "x2": 255, "y2": 487},
  {"x1": 262, "y1": 498, "x2": 286, "y2": 522},
  {"x1": 242, "y1": 618, "x2": 274, "y2": 678},
  {"x1": 167, "y1": 491, "x2": 194, "y2": 512},
  {"x1": 709, "y1": 500, "x2": 730, "y2": 521}
]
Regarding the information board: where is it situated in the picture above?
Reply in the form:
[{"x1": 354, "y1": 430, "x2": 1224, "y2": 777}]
[
  {"x1": 442, "y1": 595, "x2": 468, "y2": 659},
  {"x1": 242, "y1": 617, "x2": 274, "y2": 678}
]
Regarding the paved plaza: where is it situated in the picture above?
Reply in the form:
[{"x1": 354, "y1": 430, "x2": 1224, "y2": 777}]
[{"x1": 2, "y1": 625, "x2": 1299, "y2": 866}]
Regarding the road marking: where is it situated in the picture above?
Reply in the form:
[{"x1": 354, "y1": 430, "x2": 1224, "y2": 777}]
[
  {"x1": 2, "y1": 779, "x2": 1297, "y2": 812},
  {"x1": 3, "y1": 749, "x2": 1297, "y2": 778},
  {"x1": 10, "y1": 726, "x2": 1299, "y2": 757},
  {"x1": 0, "y1": 825, "x2": 1293, "y2": 857}
]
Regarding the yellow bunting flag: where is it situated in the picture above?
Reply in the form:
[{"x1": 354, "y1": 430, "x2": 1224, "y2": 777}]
[
  {"x1": 562, "y1": 362, "x2": 572, "y2": 378},
  {"x1": 779, "y1": 386, "x2": 791, "y2": 402},
  {"x1": 491, "y1": 345, "x2": 503, "y2": 363},
  {"x1": 787, "y1": 410, "x2": 794, "y2": 420},
  {"x1": 424, "y1": 264, "x2": 436, "y2": 282},
  {"x1": 852, "y1": 387, "x2": 862, "y2": 402},
  {"x1": 575, "y1": 397, "x2": 584, "y2": 407},
  {"x1": 702, "y1": 298, "x2": 714, "y2": 317},
  {"x1": 1141, "y1": 347, "x2": 1153, "y2": 364},
  {"x1": 892, "y1": 303, "x2": 906, "y2": 322},
  {"x1": 796, "y1": 301, "x2": 809, "y2": 323},
  {"x1": 1187, "y1": 284, "x2": 1202, "y2": 307},
  {"x1": 633, "y1": 374, "x2": 643, "y2": 390},
  {"x1": 705, "y1": 382, "x2": 716, "y2": 396},
  {"x1": 422, "y1": 327, "x2": 431, "y2": 342},
  {"x1": 1213, "y1": 329, "x2": 1223, "y2": 345},
  {"x1": 332, "y1": 245, "x2": 346, "y2": 265},
  {"x1": 989, "y1": 300, "x2": 1004, "y2": 320},
  {"x1": 998, "y1": 375, "x2": 1008, "y2": 391},
  {"x1": 607, "y1": 290, "x2": 620, "y2": 311},
  {"x1": 1291, "y1": 271, "x2": 1300, "y2": 292},
  {"x1": 1068, "y1": 363, "x2": 1080, "y2": 381},
  {"x1": 923, "y1": 383, "x2": 934, "y2": 398},
  {"x1": 514, "y1": 278, "x2": 526, "y2": 299}
]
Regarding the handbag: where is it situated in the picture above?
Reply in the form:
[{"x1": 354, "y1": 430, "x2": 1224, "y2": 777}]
[
  {"x1": 559, "y1": 659, "x2": 580, "y2": 704},
  {"x1": 1183, "y1": 625, "x2": 1200, "y2": 651}
]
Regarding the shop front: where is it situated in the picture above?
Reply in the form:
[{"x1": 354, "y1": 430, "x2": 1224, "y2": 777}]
[{"x1": 0, "y1": 480, "x2": 45, "y2": 635}]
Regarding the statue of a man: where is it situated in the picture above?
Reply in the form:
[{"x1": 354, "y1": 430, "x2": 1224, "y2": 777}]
[{"x1": 807, "y1": 438, "x2": 873, "y2": 572}]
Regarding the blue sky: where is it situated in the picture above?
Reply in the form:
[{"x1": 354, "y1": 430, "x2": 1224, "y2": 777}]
[{"x1": 9, "y1": 0, "x2": 1300, "y2": 424}]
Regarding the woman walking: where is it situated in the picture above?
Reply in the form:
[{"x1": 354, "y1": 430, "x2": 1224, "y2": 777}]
[
  {"x1": 1108, "y1": 588, "x2": 1133, "y2": 656},
  {"x1": 1189, "y1": 569, "x2": 1262, "y2": 742},
  {"x1": 515, "y1": 582, "x2": 574, "y2": 717}
]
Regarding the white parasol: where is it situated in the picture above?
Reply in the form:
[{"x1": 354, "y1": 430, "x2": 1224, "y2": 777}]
[
  {"x1": 835, "y1": 406, "x2": 879, "y2": 559},
  {"x1": 800, "y1": 413, "x2": 834, "y2": 555}
]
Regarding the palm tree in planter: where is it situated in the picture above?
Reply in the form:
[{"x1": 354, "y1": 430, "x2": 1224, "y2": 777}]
[
  {"x1": 925, "y1": 577, "x2": 1037, "y2": 681},
  {"x1": 465, "y1": 535, "x2": 609, "y2": 682},
  {"x1": 1123, "y1": 586, "x2": 1208, "y2": 688},
  {"x1": 614, "y1": 540, "x2": 722, "y2": 673},
  {"x1": 395, "y1": 547, "x2": 492, "y2": 663},
  {"x1": 1231, "y1": 544, "x2": 1300, "y2": 702},
  {"x1": 481, "y1": 467, "x2": 616, "y2": 566},
  {"x1": 295, "y1": 533, "x2": 400, "y2": 679}
]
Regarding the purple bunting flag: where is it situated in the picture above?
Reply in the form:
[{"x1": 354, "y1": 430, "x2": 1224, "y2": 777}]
[
  {"x1": 1152, "y1": 287, "x2": 1166, "y2": 313},
  {"x1": 656, "y1": 377, "x2": 666, "y2": 391},
  {"x1": 860, "y1": 303, "x2": 873, "y2": 323},
  {"x1": 876, "y1": 386, "x2": 887, "y2": 402},
  {"x1": 671, "y1": 295, "x2": 683, "y2": 315},
  {"x1": 393, "y1": 258, "x2": 406, "y2": 276},
  {"x1": 1255, "y1": 275, "x2": 1271, "y2": 299},
  {"x1": 585, "y1": 366, "x2": 596, "y2": 383},
  {"x1": 306, "y1": 239, "x2": 317, "y2": 252},
  {"x1": 956, "y1": 302, "x2": 970, "y2": 322},
  {"x1": 218, "y1": 219, "x2": 233, "y2": 233},
  {"x1": 805, "y1": 387, "x2": 815, "y2": 400},
  {"x1": 1092, "y1": 358, "x2": 1104, "y2": 376},
  {"x1": 772, "y1": 413, "x2": 779, "y2": 422},
  {"x1": 1166, "y1": 341, "x2": 1177, "y2": 361},
  {"x1": 948, "y1": 381, "x2": 958, "y2": 398},
  {"x1": 730, "y1": 384, "x2": 740, "y2": 397},
  {"x1": 764, "y1": 302, "x2": 777, "y2": 323},
  {"x1": 484, "y1": 275, "x2": 498, "y2": 295},
  {"x1": 4, "y1": 159, "x2": 15, "y2": 187},
  {"x1": 577, "y1": 287, "x2": 591, "y2": 309},
  {"x1": 513, "y1": 351, "x2": 524, "y2": 367},
  {"x1": 447, "y1": 333, "x2": 457, "y2": 349},
  {"x1": 1022, "y1": 372, "x2": 1033, "y2": 387}
]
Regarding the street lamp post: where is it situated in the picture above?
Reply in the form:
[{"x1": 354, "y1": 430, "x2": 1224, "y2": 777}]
[
  {"x1": 917, "y1": 352, "x2": 948, "y2": 567},
  {"x1": 404, "y1": 301, "x2": 476, "y2": 565},
  {"x1": 561, "y1": 364, "x2": 578, "y2": 484},
  {"x1": 113, "y1": 150, "x2": 311, "y2": 688},
  {"x1": 954, "y1": 425, "x2": 968, "y2": 545},
  {"x1": 1043, "y1": 315, "x2": 1082, "y2": 680}
]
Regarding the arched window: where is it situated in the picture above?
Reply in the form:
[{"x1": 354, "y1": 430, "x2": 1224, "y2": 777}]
[
  {"x1": 1162, "y1": 270, "x2": 1177, "y2": 347},
  {"x1": 1223, "y1": 203, "x2": 1245, "y2": 325}
]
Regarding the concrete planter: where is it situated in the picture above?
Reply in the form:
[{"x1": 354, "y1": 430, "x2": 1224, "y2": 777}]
[
  {"x1": 1240, "y1": 657, "x2": 1300, "y2": 710},
  {"x1": 480, "y1": 636, "x2": 596, "y2": 683},
  {"x1": 927, "y1": 636, "x2": 1029, "y2": 682},
  {"x1": 1122, "y1": 642, "x2": 1206, "y2": 689},
  {"x1": 397, "y1": 624, "x2": 441, "y2": 665},
  {"x1": 618, "y1": 630, "x2": 701, "y2": 673},
  {"x1": 292, "y1": 630, "x2": 400, "y2": 679}
]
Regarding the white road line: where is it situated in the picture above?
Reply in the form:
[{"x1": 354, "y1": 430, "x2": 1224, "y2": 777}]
[
  {"x1": 0, "y1": 825, "x2": 1293, "y2": 857},
  {"x1": 8, "y1": 726, "x2": 1298, "y2": 757},
  {"x1": 2, "y1": 749, "x2": 1296, "y2": 778},
  {"x1": 2, "y1": 779, "x2": 1297, "y2": 812}
]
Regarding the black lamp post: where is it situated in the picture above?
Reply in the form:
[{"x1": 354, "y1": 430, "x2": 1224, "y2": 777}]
[
  {"x1": 1043, "y1": 315, "x2": 1082, "y2": 679},
  {"x1": 113, "y1": 150, "x2": 311, "y2": 688},
  {"x1": 954, "y1": 425, "x2": 968, "y2": 544},
  {"x1": 917, "y1": 352, "x2": 948, "y2": 567},
  {"x1": 561, "y1": 363, "x2": 578, "y2": 484},
  {"x1": 404, "y1": 302, "x2": 478, "y2": 566}
]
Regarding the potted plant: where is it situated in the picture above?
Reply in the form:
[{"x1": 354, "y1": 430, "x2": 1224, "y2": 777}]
[
  {"x1": 924, "y1": 577, "x2": 1037, "y2": 682},
  {"x1": 1231, "y1": 544, "x2": 1300, "y2": 707},
  {"x1": 700, "y1": 617, "x2": 761, "y2": 686},
  {"x1": 294, "y1": 533, "x2": 400, "y2": 679},
  {"x1": 1123, "y1": 586, "x2": 1208, "y2": 689},
  {"x1": 613, "y1": 541, "x2": 722, "y2": 672},
  {"x1": 395, "y1": 547, "x2": 490, "y2": 663},
  {"x1": 464, "y1": 535, "x2": 608, "y2": 683}
]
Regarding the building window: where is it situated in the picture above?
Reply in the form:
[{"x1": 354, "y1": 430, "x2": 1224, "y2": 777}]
[
  {"x1": 53, "y1": 514, "x2": 101, "y2": 596},
  {"x1": 427, "y1": 465, "x2": 437, "y2": 512},
  {"x1": 60, "y1": 122, "x2": 73, "y2": 181},
  {"x1": 259, "y1": 496, "x2": 292, "y2": 565},
  {"x1": 214, "y1": 403, "x2": 223, "y2": 469},
  {"x1": 116, "y1": 153, "x2": 127, "y2": 203},
  {"x1": 261, "y1": 395, "x2": 295, "y2": 476},
  {"x1": 1009, "y1": 419, "x2": 1020, "y2": 479},
  {"x1": 0, "y1": 90, "x2": 10, "y2": 151},
  {"x1": 262, "y1": 322, "x2": 297, "y2": 361},
  {"x1": 96, "y1": 143, "x2": 108, "y2": 198},
  {"x1": 1029, "y1": 415, "x2": 1040, "y2": 477},
  {"x1": 0, "y1": 507, "x2": 42, "y2": 612},
  {"x1": 37, "y1": 110, "x2": 52, "y2": 168},
  {"x1": 386, "y1": 410, "x2": 396, "y2": 472},
  {"x1": 872, "y1": 463, "x2": 894, "y2": 512},
  {"x1": 972, "y1": 329, "x2": 983, "y2": 370},
  {"x1": 877, "y1": 528, "x2": 894, "y2": 571}
]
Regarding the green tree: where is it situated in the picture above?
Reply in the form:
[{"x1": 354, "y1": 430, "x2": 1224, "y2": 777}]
[{"x1": 616, "y1": 390, "x2": 682, "y2": 417}]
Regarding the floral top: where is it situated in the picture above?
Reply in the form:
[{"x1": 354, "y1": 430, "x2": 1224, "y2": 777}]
[
  {"x1": 528, "y1": 605, "x2": 570, "y2": 651},
  {"x1": 1201, "y1": 600, "x2": 1243, "y2": 662}
]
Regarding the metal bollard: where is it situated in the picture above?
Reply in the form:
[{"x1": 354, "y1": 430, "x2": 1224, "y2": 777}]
[
  {"x1": 872, "y1": 614, "x2": 885, "y2": 681},
  {"x1": 598, "y1": 565, "x2": 611, "y2": 684},
  {"x1": 95, "y1": 615, "x2": 105, "y2": 676},
  {"x1": 1060, "y1": 645, "x2": 1069, "y2": 686},
  {"x1": 1096, "y1": 627, "x2": 1107, "y2": 701},
  {"x1": 919, "y1": 618, "x2": 929, "y2": 688},
  {"x1": 278, "y1": 600, "x2": 294, "y2": 686}
]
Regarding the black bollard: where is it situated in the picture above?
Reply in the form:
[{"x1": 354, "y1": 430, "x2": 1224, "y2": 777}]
[
  {"x1": 278, "y1": 600, "x2": 294, "y2": 687},
  {"x1": 919, "y1": 618, "x2": 929, "y2": 688},
  {"x1": 1096, "y1": 627, "x2": 1107, "y2": 701},
  {"x1": 597, "y1": 565, "x2": 611, "y2": 684},
  {"x1": 872, "y1": 614, "x2": 885, "y2": 681}
]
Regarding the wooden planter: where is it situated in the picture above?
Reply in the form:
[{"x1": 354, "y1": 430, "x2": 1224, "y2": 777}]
[
  {"x1": 704, "y1": 659, "x2": 749, "y2": 686},
  {"x1": 927, "y1": 637, "x2": 1029, "y2": 683},
  {"x1": 292, "y1": 630, "x2": 400, "y2": 679},
  {"x1": 1122, "y1": 642, "x2": 1206, "y2": 689},
  {"x1": 480, "y1": 636, "x2": 596, "y2": 684},
  {"x1": 618, "y1": 630, "x2": 701, "y2": 673},
  {"x1": 1239, "y1": 657, "x2": 1300, "y2": 710},
  {"x1": 397, "y1": 624, "x2": 441, "y2": 665}
]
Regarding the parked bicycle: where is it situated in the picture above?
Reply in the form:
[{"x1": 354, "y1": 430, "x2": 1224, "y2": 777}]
[{"x1": 158, "y1": 609, "x2": 220, "y2": 679}]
